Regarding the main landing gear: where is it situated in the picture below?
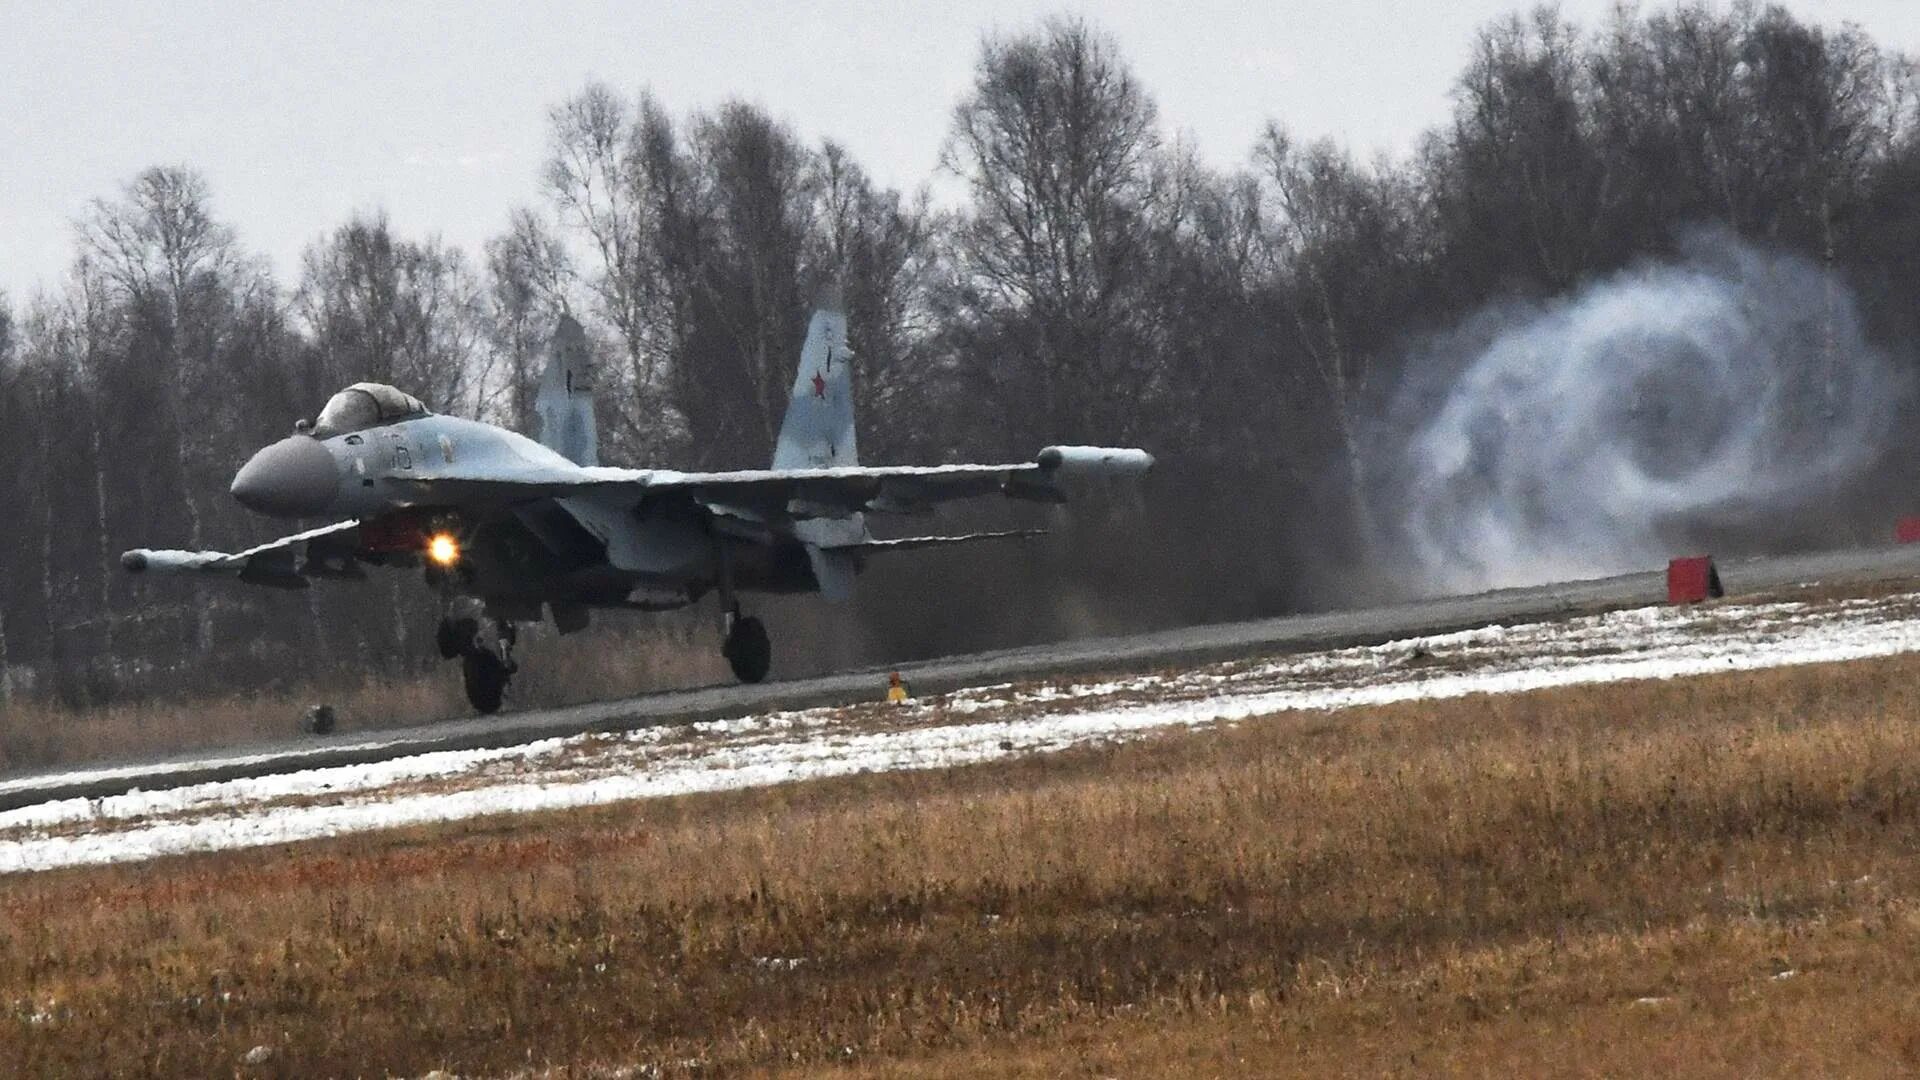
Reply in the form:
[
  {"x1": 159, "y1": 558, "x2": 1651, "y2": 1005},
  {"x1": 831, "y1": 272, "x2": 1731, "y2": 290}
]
[
  {"x1": 714, "y1": 541, "x2": 771, "y2": 684},
  {"x1": 439, "y1": 598, "x2": 517, "y2": 714},
  {"x1": 721, "y1": 605, "x2": 771, "y2": 684}
]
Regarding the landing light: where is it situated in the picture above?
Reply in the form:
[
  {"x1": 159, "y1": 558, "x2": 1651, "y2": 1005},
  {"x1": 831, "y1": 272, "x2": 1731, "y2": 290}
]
[{"x1": 427, "y1": 533, "x2": 460, "y2": 566}]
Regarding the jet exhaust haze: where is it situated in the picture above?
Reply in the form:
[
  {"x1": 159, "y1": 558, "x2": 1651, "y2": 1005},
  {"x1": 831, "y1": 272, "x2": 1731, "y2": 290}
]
[{"x1": 1370, "y1": 229, "x2": 1906, "y2": 596}]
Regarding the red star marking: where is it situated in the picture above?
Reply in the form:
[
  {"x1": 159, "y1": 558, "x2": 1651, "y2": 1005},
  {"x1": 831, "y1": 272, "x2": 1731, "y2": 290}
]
[{"x1": 812, "y1": 371, "x2": 827, "y2": 398}]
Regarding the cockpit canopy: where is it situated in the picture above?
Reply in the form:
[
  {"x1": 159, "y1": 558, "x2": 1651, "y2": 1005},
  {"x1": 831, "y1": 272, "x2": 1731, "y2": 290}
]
[{"x1": 311, "y1": 383, "x2": 430, "y2": 438}]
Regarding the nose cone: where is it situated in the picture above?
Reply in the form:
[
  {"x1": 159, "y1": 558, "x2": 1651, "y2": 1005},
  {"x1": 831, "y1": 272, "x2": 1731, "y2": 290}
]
[{"x1": 231, "y1": 436, "x2": 339, "y2": 517}]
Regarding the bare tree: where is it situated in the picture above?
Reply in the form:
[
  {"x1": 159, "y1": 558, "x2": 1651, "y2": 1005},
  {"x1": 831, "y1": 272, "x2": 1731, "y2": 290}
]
[
  {"x1": 1425, "y1": 8, "x2": 1609, "y2": 299},
  {"x1": 67, "y1": 171, "x2": 237, "y2": 662},
  {"x1": 77, "y1": 167, "x2": 242, "y2": 311},
  {"x1": 1147, "y1": 167, "x2": 1271, "y2": 467},
  {"x1": 542, "y1": 85, "x2": 694, "y2": 461},
  {"x1": 0, "y1": 292, "x2": 15, "y2": 703},
  {"x1": 74, "y1": 166, "x2": 255, "y2": 638},
  {"x1": 809, "y1": 142, "x2": 941, "y2": 461},
  {"x1": 484, "y1": 207, "x2": 575, "y2": 432},
  {"x1": 0, "y1": 291, "x2": 13, "y2": 366},
  {"x1": 941, "y1": 16, "x2": 1180, "y2": 450},
  {"x1": 669, "y1": 101, "x2": 820, "y2": 466},
  {"x1": 1256, "y1": 129, "x2": 1423, "y2": 539},
  {"x1": 294, "y1": 212, "x2": 486, "y2": 414}
]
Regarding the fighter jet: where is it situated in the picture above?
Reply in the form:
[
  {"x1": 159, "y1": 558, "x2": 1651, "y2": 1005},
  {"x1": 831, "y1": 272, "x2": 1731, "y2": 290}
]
[{"x1": 121, "y1": 296, "x2": 1152, "y2": 714}]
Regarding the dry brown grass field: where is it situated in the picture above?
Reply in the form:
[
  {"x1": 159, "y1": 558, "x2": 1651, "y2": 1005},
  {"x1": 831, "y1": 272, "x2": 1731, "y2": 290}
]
[
  {"x1": 0, "y1": 626, "x2": 724, "y2": 771},
  {"x1": 6, "y1": 648, "x2": 1920, "y2": 1076}
]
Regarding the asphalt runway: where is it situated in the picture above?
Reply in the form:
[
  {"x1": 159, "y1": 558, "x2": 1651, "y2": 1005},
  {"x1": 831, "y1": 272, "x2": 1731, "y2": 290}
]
[{"x1": 8, "y1": 543, "x2": 1920, "y2": 813}]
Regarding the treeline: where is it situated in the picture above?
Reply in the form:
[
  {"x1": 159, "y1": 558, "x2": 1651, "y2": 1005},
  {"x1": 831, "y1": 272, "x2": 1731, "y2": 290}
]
[{"x1": 3, "y1": 4, "x2": 1918, "y2": 706}]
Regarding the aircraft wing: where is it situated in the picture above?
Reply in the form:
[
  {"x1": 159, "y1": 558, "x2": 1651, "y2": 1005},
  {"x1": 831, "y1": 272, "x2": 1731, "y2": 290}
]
[
  {"x1": 398, "y1": 445, "x2": 1154, "y2": 520},
  {"x1": 826, "y1": 528, "x2": 1047, "y2": 552},
  {"x1": 121, "y1": 519, "x2": 364, "y2": 589}
]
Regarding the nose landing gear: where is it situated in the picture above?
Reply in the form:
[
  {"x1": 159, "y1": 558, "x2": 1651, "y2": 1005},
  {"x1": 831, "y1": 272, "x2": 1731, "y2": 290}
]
[
  {"x1": 439, "y1": 599, "x2": 516, "y2": 714},
  {"x1": 461, "y1": 644, "x2": 512, "y2": 715}
]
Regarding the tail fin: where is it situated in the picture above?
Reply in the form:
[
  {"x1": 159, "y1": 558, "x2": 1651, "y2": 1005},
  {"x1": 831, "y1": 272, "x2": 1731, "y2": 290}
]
[
  {"x1": 773, "y1": 288, "x2": 856, "y2": 470},
  {"x1": 779, "y1": 288, "x2": 868, "y2": 594},
  {"x1": 535, "y1": 313, "x2": 598, "y2": 466}
]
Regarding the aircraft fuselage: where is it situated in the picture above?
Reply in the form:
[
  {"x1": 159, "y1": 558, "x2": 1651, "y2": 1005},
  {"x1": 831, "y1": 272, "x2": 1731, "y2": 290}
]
[{"x1": 231, "y1": 415, "x2": 824, "y2": 617}]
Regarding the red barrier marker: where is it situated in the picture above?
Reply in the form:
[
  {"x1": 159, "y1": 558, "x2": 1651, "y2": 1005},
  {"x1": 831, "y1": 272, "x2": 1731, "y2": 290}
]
[
  {"x1": 1897, "y1": 517, "x2": 1920, "y2": 544},
  {"x1": 1667, "y1": 556, "x2": 1724, "y2": 604}
]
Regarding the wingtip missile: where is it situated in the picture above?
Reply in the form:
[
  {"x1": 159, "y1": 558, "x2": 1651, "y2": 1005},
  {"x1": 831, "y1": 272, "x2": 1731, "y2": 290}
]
[
  {"x1": 1035, "y1": 445, "x2": 1156, "y2": 478},
  {"x1": 121, "y1": 548, "x2": 225, "y2": 574}
]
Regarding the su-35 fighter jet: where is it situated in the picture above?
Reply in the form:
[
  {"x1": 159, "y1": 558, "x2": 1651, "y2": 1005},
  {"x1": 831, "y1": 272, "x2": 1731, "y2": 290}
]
[{"x1": 123, "y1": 295, "x2": 1153, "y2": 714}]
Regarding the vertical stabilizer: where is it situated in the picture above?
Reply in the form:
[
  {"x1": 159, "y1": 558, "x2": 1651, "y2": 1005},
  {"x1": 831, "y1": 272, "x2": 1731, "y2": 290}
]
[
  {"x1": 536, "y1": 314, "x2": 598, "y2": 467},
  {"x1": 778, "y1": 287, "x2": 869, "y2": 594},
  {"x1": 773, "y1": 288, "x2": 856, "y2": 470}
]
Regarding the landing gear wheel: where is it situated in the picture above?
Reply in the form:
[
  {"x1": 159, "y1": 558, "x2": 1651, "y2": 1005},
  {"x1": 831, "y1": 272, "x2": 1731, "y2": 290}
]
[
  {"x1": 462, "y1": 648, "x2": 510, "y2": 714},
  {"x1": 722, "y1": 615, "x2": 772, "y2": 684},
  {"x1": 303, "y1": 704, "x2": 337, "y2": 736}
]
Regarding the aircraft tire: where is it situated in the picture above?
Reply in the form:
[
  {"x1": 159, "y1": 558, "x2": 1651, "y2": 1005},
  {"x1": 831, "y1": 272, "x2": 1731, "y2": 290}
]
[
  {"x1": 724, "y1": 616, "x2": 772, "y2": 684},
  {"x1": 303, "y1": 704, "x2": 337, "y2": 736},
  {"x1": 462, "y1": 649, "x2": 509, "y2": 714}
]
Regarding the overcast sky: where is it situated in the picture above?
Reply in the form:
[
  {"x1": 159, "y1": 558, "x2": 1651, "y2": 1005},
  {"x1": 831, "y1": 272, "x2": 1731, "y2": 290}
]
[{"x1": 4, "y1": 1, "x2": 1916, "y2": 302}]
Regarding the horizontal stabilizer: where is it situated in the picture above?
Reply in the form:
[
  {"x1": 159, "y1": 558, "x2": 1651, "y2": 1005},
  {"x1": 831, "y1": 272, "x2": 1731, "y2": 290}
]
[{"x1": 821, "y1": 528, "x2": 1046, "y2": 553}]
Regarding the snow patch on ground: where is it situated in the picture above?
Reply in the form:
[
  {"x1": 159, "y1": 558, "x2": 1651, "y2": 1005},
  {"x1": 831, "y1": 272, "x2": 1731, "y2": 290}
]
[{"x1": 4, "y1": 592, "x2": 1918, "y2": 873}]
